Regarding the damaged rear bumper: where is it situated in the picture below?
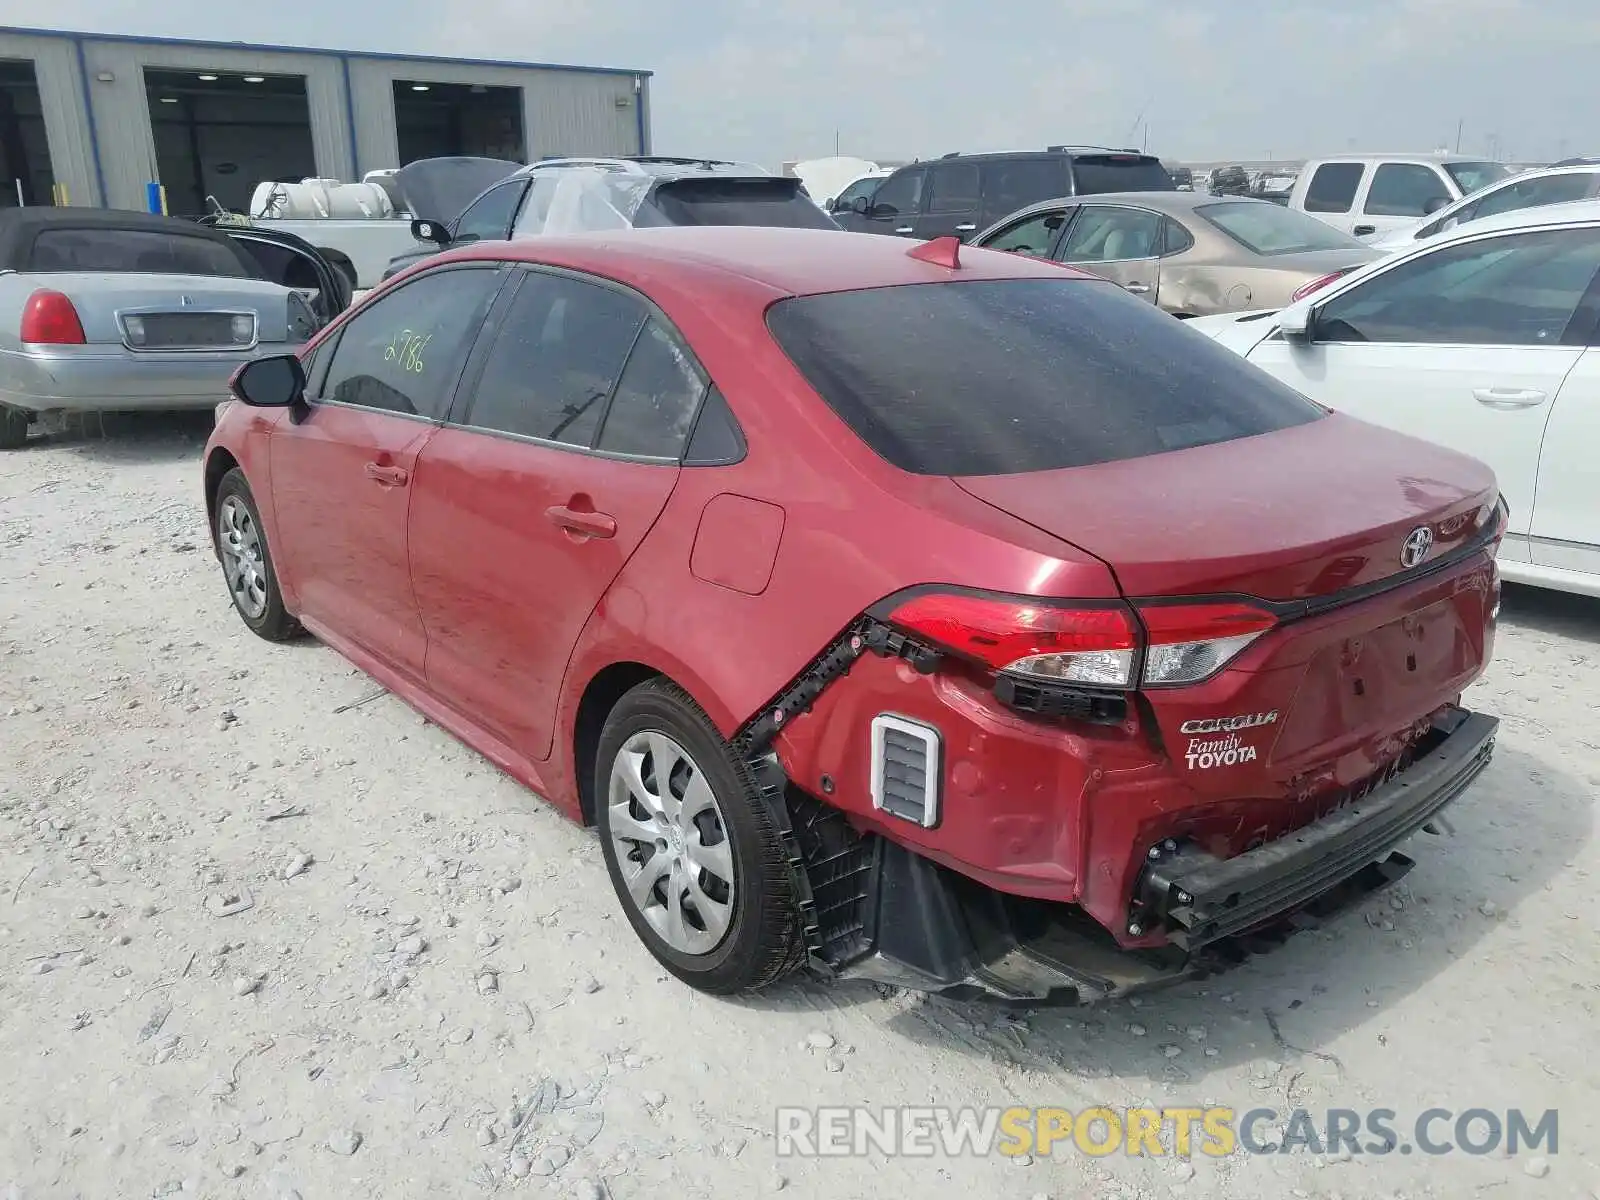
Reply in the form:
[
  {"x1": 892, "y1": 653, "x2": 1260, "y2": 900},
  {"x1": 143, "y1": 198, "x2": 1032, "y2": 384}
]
[{"x1": 772, "y1": 705, "x2": 1496, "y2": 1004}]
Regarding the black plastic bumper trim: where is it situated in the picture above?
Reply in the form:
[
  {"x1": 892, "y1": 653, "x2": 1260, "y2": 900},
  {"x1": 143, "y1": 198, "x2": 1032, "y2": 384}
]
[{"x1": 1142, "y1": 707, "x2": 1497, "y2": 949}]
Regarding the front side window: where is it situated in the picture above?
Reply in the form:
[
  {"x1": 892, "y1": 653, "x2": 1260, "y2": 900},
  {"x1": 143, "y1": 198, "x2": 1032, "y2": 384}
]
[
  {"x1": 926, "y1": 163, "x2": 981, "y2": 214},
  {"x1": 766, "y1": 278, "x2": 1325, "y2": 476},
  {"x1": 318, "y1": 267, "x2": 502, "y2": 419},
  {"x1": 868, "y1": 169, "x2": 924, "y2": 218},
  {"x1": 835, "y1": 177, "x2": 884, "y2": 208},
  {"x1": 1056, "y1": 206, "x2": 1166, "y2": 262},
  {"x1": 982, "y1": 209, "x2": 1068, "y2": 256},
  {"x1": 596, "y1": 319, "x2": 708, "y2": 457},
  {"x1": 1314, "y1": 227, "x2": 1600, "y2": 346},
  {"x1": 1444, "y1": 161, "x2": 1513, "y2": 194},
  {"x1": 461, "y1": 272, "x2": 647, "y2": 446},
  {"x1": 28, "y1": 228, "x2": 248, "y2": 276},
  {"x1": 1363, "y1": 164, "x2": 1452, "y2": 218},
  {"x1": 1304, "y1": 163, "x2": 1363, "y2": 214},
  {"x1": 452, "y1": 181, "x2": 527, "y2": 244}
]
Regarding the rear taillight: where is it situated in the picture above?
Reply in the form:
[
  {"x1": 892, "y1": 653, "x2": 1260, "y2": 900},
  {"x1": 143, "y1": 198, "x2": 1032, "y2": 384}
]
[
  {"x1": 1290, "y1": 270, "x2": 1351, "y2": 303},
  {"x1": 886, "y1": 593, "x2": 1277, "y2": 691},
  {"x1": 20, "y1": 289, "x2": 86, "y2": 345}
]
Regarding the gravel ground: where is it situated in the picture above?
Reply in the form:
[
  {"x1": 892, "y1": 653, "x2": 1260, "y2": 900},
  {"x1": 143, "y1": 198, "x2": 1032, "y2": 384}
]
[{"x1": 2, "y1": 413, "x2": 1596, "y2": 1200}]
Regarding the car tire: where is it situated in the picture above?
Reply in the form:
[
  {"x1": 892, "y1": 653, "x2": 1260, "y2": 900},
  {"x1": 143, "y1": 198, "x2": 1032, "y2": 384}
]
[
  {"x1": 0, "y1": 404, "x2": 28, "y2": 450},
  {"x1": 595, "y1": 679, "x2": 806, "y2": 994},
  {"x1": 213, "y1": 467, "x2": 302, "y2": 642}
]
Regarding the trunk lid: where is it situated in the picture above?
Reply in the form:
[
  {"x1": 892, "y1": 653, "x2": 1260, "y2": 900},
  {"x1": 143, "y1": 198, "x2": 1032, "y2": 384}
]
[
  {"x1": 954, "y1": 413, "x2": 1498, "y2": 602},
  {"x1": 30, "y1": 273, "x2": 290, "y2": 346}
]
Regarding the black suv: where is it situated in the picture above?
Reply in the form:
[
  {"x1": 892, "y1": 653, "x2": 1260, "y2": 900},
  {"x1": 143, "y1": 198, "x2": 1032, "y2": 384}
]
[{"x1": 831, "y1": 147, "x2": 1175, "y2": 241}]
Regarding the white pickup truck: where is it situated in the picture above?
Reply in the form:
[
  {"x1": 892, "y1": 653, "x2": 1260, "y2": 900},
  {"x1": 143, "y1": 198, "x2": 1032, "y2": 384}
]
[
  {"x1": 1285, "y1": 154, "x2": 1512, "y2": 240},
  {"x1": 229, "y1": 157, "x2": 523, "y2": 291}
]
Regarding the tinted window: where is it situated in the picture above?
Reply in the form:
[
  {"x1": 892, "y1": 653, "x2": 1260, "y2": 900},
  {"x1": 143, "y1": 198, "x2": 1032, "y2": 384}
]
[
  {"x1": 1363, "y1": 164, "x2": 1452, "y2": 217},
  {"x1": 229, "y1": 236, "x2": 323, "y2": 290},
  {"x1": 596, "y1": 319, "x2": 708, "y2": 457},
  {"x1": 980, "y1": 158, "x2": 1070, "y2": 220},
  {"x1": 27, "y1": 228, "x2": 248, "y2": 276},
  {"x1": 869, "y1": 169, "x2": 924, "y2": 218},
  {"x1": 320, "y1": 267, "x2": 502, "y2": 418},
  {"x1": 1304, "y1": 163, "x2": 1363, "y2": 214},
  {"x1": 1068, "y1": 155, "x2": 1175, "y2": 195},
  {"x1": 1470, "y1": 172, "x2": 1596, "y2": 221},
  {"x1": 463, "y1": 272, "x2": 647, "y2": 445},
  {"x1": 765, "y1": 279, "x2": 1325, "y2": 476},
  {"x1": 1161, "y1": 218, "x2": 1195, "y2": 256},
  {"x1": 834, "y1": 176, "x2": 884, "y2": 207},
  {"x1": 453, "y1": 181, "x2": 527, "y2": 244},
  {"x1": 1444, "y1": 161, "x2": 1512, "y2": 194},
  {"x1": 1196, "y1": 201, "x2": 1367, "y2": 254},
  {"x1": 982, "y1": 209, "x2": 1068, "y2": 256},
  {"x1": 926, "y1": 163, "x2": 981, "y2": 214},
  {"x1": 1057, "y1": 206, "x2": 1166, "y2": 262},
  {"x1": 648, "y1": 180, "x2": 837, "y2": 228},
  {"x1": 1315, "y1": 227, "x2": 1600, "y2": 346},
  {"x1": 683, "y1": 386, "x2": 745, "y2": 465}
]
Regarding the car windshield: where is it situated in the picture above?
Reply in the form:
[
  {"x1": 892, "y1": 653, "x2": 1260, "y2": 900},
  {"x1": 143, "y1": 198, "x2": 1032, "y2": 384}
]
[
  {"x1": 1445, "y1": 161, "x2": 1513, "y2": 194},
  {"x1": 645, "y1": 179, "x2": 840, "y2": 228},
  {"x1": 766, "y1": 278, "x2": 1325, "y2": 476},
  {"x1": 27, "y1": 228, "x2": 249, "y2": 276},
  {"x1": 1195, "y1": 201, "x2": 1367, "y2": 255}
]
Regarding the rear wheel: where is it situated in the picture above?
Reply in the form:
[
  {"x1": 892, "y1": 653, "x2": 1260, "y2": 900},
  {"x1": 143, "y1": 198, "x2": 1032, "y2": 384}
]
[
  {"x1": 214, "y1": 467, "x2": 301, "y2": 642},
  {"x1": 0, "y1": 404, "x2": 28, "y2": 450},
  {"x1": 595, "y1": 680, "x2": 805, "y2": 993}
]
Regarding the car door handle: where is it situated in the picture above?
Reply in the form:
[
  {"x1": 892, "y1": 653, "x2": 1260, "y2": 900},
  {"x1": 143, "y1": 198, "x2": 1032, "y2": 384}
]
[
  {"x1": 364, "y1": 462, "x2": 409, "y2": 486},
  {"x1": 1123, "y1": 282, "x2": 1151, "y2": 294},
  {"x1": 954, "y1": 223, "x2": 976, "y2": 233},
  {"x1": 545, "y1": 505, "x2": 617, "y2": 539},
  {"x1": 1472, "y1": 387, "x2": 1547, "y2": 409},
  {"x1": 895, "y1": 226, "x2": 914, "y2": 235},
  {"x1": 1353, "y1": 224, "x2": 1376, "y2": 236}
]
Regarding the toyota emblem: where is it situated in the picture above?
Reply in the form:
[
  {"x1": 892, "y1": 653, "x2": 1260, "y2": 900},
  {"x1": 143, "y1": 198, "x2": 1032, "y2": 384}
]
[{"x1": 1401, "y1": 526, "x2": 1434, "y2": 569}]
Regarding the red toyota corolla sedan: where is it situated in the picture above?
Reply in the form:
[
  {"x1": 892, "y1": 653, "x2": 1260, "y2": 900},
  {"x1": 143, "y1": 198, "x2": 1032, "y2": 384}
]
[{"x1": 204, "y1": 226, "x2": 1504, "y2": 1001}]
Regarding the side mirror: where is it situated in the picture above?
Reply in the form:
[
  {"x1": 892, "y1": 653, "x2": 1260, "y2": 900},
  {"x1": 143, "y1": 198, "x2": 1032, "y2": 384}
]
[
  {"x1": 1279, "y1": 304, "x2": 1315, "y2": 343},
  {"x1": 851, "y1": 195, "x2": 871, "y2": 216},
  {"x1": 1423, "y1": 195, "x2": 1452, "y2": 215},
  {"x1": 411, "y1": 218, "x2": 451, "y2": 246},
  {"x1": 230, "y1": 353, "x2": 305, "y2": 407}
]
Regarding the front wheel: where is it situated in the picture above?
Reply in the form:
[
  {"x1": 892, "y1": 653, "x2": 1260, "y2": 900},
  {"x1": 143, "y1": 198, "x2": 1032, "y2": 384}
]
[
  {"x1": 0, "y1": 404, "x2": 28, "y2": 450},
  {"x1": 214, "y1": 468, "x2": 302, "y2": 642},
  {"x1": 595, "y1": 680, "x2": 805, "y2": 993}
]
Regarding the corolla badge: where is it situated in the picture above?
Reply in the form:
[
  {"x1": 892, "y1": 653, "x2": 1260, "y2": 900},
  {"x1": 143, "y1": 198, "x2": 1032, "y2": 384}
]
[{"x1": 1401, "y1": 526, "x2": 1435, "y2": 569}]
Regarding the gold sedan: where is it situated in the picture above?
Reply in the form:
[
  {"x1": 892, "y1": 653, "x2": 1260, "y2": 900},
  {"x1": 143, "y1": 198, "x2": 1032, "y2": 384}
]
[{"x1": 973, "y1": 191, "x2": 1381, "y2": 317}]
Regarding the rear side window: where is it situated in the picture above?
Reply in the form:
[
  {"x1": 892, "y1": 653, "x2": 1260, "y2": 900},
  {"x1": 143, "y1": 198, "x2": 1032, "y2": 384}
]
[
  {"x1": 596, "y1": 319, "x2": 708, "y2": 458},
  {"x1": 648, "y1": 180, "x2": 837, "y2": 228},
  {"x1": 463, "y1": 273, "x2": 647, "y2": 445},
  {"x1": 766, "y1": 279, "x2": 1325, "y2": 476},
  {"x1": 926, "y1": 163, "x2": 981, "y2": 214},
  {"x1": 1304, "y1": 163, "x2": 1363, "y2": 214},
  {"x1": 1068, "y1": 155, "x2": 1175, "y2": 195},
  {"x1": 27, "y1": 228, "x2": 248, "y2": 276},
  {"x1": 980, "y1": 158, "x2": 1070, "y2": 220}
]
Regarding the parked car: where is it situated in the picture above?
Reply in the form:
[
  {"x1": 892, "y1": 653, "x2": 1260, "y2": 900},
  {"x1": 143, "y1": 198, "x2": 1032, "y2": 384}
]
[
  {"x1": 831, "y1": 146, "x2": 1175, "y2": 242},
  {"x1": 1288, "y1": 155, "x2": 1512, "y2": 239},
  {"x1": 206, "y1": 225, "x2": 1503, "y2": 1001},
  {"x1": 821, "y1": 170, "x2": 889, "y2": 215},
  {"x1": 0, "y1": 207, "x2": 348, "y2": 450},
  {"x1": 1370, "y1": 163, "x2": 1600, "y2": 250},
  {"x1": 1189, "y1": 200, "x2": 1600, "y2": 598},
  {"x1": 384, "y1": 157, "x2": 836, "y2": 280},
  {"x1": 973, "y1": 192, "x2": 1378, "y2": 317}
]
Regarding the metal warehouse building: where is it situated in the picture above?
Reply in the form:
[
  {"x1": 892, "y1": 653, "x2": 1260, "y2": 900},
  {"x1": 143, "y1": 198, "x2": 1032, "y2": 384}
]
[{"x1": 0, "y1": 25, "x2": 652, "y2": 215}]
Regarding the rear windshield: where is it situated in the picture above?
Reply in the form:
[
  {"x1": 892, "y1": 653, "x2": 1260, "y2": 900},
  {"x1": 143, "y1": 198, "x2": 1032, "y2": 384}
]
[
  {"x1": 1070, "y1": 155, "x2": 1176, "y2": 195},
  {"x1": 27, "y1": 228, "x2": 249, "y2": 276},
  {"x1": 645, "y1": 179, "x2": 839, "y2": 229},
  {"x1": 1196, "y1": 201, "x2": 1366, "y2": 255},
  {"x1": 765, "y1": 278, "x2": 1325, "y2": 476}
]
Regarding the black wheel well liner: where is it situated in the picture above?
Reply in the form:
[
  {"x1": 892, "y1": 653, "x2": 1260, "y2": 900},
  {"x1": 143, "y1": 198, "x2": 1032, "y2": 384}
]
[
  {"x1": 203, "y1": 447, "x2": 240, "y2": 530},
  {"x1": 573, "y1": 661, "x2": 664, "y2": 826}
]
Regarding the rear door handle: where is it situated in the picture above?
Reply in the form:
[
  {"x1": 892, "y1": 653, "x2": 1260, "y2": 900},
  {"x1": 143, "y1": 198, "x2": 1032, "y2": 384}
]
[
  {"x1": 364, "y1": 462, "x2": 408, "y2": 486},
  {"x1": 1353, "y1": 224, "x2": 1376, "y2": 236},
  {"x1": 1472, "y1": 387, "x2": 1547, "y2": 409},
  {"x1": 545, "y1": 505, "x2": 617, "y2": 539},
  {"x1": 1123, "y1": 282, "x2": 1151, "y2": 294}
]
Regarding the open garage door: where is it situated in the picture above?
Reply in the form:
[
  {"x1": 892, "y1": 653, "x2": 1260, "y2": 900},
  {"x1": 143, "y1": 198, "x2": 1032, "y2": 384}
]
[
  {"x1": 146, "y1": 68, "x2": 317, "y2": 216},
  {"x1": 0, "y1": 60, "x2": 57, "y2": 207},
  {"x1": 393, "y1": 80, "x2": 525, "y2": 166}
]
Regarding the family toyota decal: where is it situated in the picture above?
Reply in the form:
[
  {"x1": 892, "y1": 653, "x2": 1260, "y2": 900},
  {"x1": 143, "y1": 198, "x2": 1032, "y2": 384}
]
[
  {"x1": 774, "y1": 1106, "x2": 1559, "y2": 1160},
  {"x1": 1179, "y1": 710, "x2": 1278, "y2": 770}
]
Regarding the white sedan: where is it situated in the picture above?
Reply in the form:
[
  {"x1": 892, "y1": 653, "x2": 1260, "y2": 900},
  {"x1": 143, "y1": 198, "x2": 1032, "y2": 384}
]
[
  {"x1": 1189, "y1": 200, "x2": 1600, "y2": 598},
  {"x1": 1370, "y1": 163, "x2": 1600, "y2": 251}
]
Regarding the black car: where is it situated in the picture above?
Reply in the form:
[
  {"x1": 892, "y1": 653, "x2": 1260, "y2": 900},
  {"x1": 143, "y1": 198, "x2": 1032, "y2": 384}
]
[
  {"x1": 829, "y1": 146, "x2": 1175, "y2": 241},
  {"x1": 383, "y1": 156, "x2": 837, "y2": 281}
]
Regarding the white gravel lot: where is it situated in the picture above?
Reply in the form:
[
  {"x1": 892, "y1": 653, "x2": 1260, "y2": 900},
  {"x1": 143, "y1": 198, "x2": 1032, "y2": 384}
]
[{"x1": 2, "y1": 413, "x2": 1596, "y2": 1200}]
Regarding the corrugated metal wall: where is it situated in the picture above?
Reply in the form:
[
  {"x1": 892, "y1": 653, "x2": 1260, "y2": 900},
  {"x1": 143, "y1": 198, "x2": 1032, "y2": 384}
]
[
  {"x1": 0, "y1": 30, "x2": 651, "y2": 211},
  {"x1": 0, "y1": 30, "x2": 101, "y2": 205},
  {"x1": 346, "y1": 57, "x2": 644, "y2": 174}
]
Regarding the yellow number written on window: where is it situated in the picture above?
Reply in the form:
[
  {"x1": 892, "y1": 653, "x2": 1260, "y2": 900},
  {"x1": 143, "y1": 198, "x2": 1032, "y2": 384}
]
[{"x1": 383, "y1": 329, "x2": 433, "y2": 374}]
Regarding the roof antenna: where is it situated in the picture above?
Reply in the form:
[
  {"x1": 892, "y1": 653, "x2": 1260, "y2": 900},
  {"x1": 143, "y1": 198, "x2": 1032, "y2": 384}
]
[{"x1": 908, "y1": 236, "x2": 961, "y2": 269}]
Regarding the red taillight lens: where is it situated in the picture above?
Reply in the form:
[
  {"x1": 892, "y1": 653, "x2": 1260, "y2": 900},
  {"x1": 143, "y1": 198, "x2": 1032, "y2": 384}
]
[
  {"x1": 20, "y1": 289, "x2": 87, "y2": 345},
  {"x1": 1136, "y1": 601, "x2": 1277, "y2": 686},
  {"x1": 1290, "y1": 270, "x2": 1350, "y2": 303},
  {"x1": 888, "y1": 593, "x2": 1139, "y2": 687}
]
